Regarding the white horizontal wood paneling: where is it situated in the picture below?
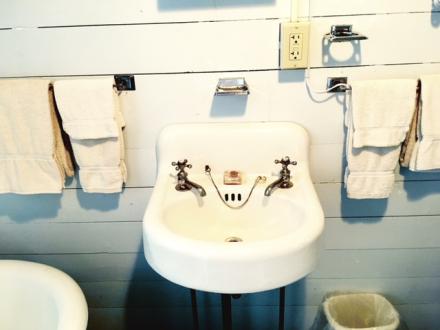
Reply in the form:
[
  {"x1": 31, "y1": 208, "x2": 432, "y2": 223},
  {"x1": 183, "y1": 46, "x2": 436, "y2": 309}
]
[
  {"x1": 4, "y1": 248, "x2": 440, "y2": 283},
  {"x1": 88, "y1": 306, "x2": 197, "y2": 330},
  {"x1": 0, "y1": 253, "x2": 162, "y2": 282},
  {"x1": 0, "y1": 222, "x2": 142, "y2": 254},
  {"x1": 1, "y1": 215, "x2": 439, "y2": 254},
  {"x1": 2, "y1": 1, "x2": 440, "y2": 329},
  {"x1": 313, "y1": 248, "x2": 440, "y2": 279},
  {"x1": 0, "y1": 188, "x2": 149, "y2": 223},
  {"x1": 310, "y1": 145, "x2": 440, "y2": 184},
  {"x1": 0, "y1": 0, "x2": 435, "y2": 28},
  {"x1": 0, "y1": 1, "x2": 289, "y2": 28},
  {"x1": 1, "y1": 13, "x2": 440, "y2": 77},
  {"x1": 309, "y1": 13, "x2": 440, "y2": 67},
  {"x1": 0, "y1": 20, "x2": 278, "y2": 76},
  {"x1": 310, "y1": 0, "x2": 436, "y2": 16},
  {"x1": 324, "y1": 217, "x2": 440, "y2": 249},
  {"x1": 316, "y1": 181, "x2": 440, "y2": 218},
  {"x1": 1, "y1": 65, "x2": 436, "y2": 186},
  {"x1": 88, "y1": 304, "x2": 440, "y2": 330},
  {"x1": 115, "y1": 63, "x2": 440, "y2": 186},
  {"x1": 78, "y1": 276, "x2": 440, "y2": 308},
  {"x1": 1, "y1": 180, "x2": 440, "y2": 224}
]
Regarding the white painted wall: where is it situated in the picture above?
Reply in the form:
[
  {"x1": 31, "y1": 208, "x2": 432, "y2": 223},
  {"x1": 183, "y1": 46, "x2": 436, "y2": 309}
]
[{"x1": 0, "y1": 1, "x2": 440, "y2": 329}]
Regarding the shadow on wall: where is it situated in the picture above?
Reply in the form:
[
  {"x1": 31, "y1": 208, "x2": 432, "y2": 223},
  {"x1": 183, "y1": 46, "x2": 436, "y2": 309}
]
[
  {"x1": 210, "y1": 95, "x2": 248, "y2": 117},
  {"x1": 0, "y1": 194, "x2": 62, "y2": 223},
  {"x1": 432, "y1": 1, "x2": 440, "y2": 28},
  {"x1": 123, "y1": 247, "x2": 197, "y2": 329},
  {"x1": 123, "y1": 245, "x2": 306, "y2": 329},
  {"x1": 76, "y1": 189, "x2": 121, "y2": 212},
  {"x1": 0, "y1": 188, "x2": 122, "y2": 223},
  {"x1": 278, "y1": 70, "x2": 305, "y2": 84},
  {"x1": 403, "y1": 177, "x2": 440, "y2": 200},
  {"x1": 157, "y1": 0, "x2": 275, "y2": 11},
  {"x1": 322, "y1": 39, "x2": 362, "y2": 67}
]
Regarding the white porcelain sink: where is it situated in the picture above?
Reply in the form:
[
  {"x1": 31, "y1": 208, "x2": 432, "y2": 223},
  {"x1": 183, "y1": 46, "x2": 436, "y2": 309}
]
[{"x1": 143, "y1": 122, "x2": 324, "y2": 294}]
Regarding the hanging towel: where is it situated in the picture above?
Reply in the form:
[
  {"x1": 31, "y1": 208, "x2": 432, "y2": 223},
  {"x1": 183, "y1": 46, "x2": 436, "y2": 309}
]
[
  {"x1": 345, "y1": 79, "x2": 418, "y2": 199},
  {"x1": 53, "y1": 78, "x2": 126, "y2": 193},
  {"x1": 346, "y1": 145, "x2": 401, "y2": 199},
  {"x1": 49, "y1": 85, "x2": 75, "y2": 179},
  {"x1": 400, "y1": 82, "x2": 421, "y2": 167},
  {"x1": 0, "y1": 79, "x2": 73, "y2": 194},
  {"x1": 350, "y1": 79, "x2": 418, "y2": 148},
  {"x1": 410, "y1": 74, "x2": 440, "y2": 171},
  {"x1": 345, "y1": 105, "x2": 400, "y2": 199}
]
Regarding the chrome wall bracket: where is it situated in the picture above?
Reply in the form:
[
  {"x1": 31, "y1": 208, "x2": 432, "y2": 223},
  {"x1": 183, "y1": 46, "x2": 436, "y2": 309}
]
[
  {"x1": 215, "y1": 78, "x2": 249, "y2": 96},
  {"x1": 327, "y1": 77, "x2": 350, "y2": 93},
  {"x1": 324, "y1": 25, "x2": 367, "y2": 43},
  {"x1": 114, "y1": 75, "x2": 136, "y2": 91}
]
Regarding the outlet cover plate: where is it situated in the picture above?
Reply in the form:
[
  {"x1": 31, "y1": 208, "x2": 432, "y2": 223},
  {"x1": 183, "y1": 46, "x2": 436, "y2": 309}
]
[{"x1": 280, "y1": 21, "x2": 310, "y2": 70}]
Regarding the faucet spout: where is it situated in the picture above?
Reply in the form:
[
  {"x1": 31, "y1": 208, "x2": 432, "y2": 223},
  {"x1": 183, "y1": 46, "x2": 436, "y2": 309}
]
[
  {"x1": 264, "y1": 177, "x2": 283, "y2": 197},
  {"x1": 186, "y1": 179, "x2": 207, "y2": 197}
]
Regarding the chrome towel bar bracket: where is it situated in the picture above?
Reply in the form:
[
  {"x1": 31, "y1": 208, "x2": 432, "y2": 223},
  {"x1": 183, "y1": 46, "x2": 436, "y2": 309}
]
[
  {"x1": 327, "y1": 77, "x2": 351, "y2": 93},
  {"x1": 114, "y1": 75, "x2": 136, "y2": 91},
  {"x1": 324, "y1": 25, "x2": 368, "y2": 43}
]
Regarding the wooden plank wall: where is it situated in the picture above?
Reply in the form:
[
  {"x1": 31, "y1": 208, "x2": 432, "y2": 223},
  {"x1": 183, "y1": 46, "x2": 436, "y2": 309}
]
[{"x1": 1, "y1": 1, "x2": 440, "y2": 329}]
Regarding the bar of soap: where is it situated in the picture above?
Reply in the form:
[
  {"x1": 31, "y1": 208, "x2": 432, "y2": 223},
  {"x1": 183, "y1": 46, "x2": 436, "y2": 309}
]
[{"x1": 224, "y1": 170, "x2": 243, "y2": 185}]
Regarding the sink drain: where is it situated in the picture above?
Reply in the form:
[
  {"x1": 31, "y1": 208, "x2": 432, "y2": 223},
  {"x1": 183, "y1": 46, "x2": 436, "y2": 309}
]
[{"x1": 225, "y1": 236, "x2": 243, "y2": 243}]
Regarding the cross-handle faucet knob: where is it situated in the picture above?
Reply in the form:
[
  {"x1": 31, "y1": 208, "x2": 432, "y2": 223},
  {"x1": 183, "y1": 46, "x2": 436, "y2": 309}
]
[
  {"x1": 264, "y1": 156, "x2": 296, "y2": 196},
  {"x1": 171, "y1": 159, "x2": 192, "y2": 172},
  {"x1": 274, "y1": 156, "x2": 297, "y2": 170},
  {"x1": 170, "y1": 159, "x2": 207, "y2": 197}
]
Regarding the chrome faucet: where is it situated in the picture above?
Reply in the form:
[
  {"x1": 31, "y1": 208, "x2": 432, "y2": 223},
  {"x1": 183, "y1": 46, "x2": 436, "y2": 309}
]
[
  {"x1": 264, "y1": 156, "x2": 297, "y2": 196},
  {"x1": 172, "y1": 159, "x2": 207, "y2": 197}
]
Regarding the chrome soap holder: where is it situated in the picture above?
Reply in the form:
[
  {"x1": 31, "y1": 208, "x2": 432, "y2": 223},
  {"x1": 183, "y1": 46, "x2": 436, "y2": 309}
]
[
  {"x1": 215, "y1": 78, "x2": 249, "y2": 96},
  {"x1": 324, "y1": 25, "x2": 368, "y2": 43}
]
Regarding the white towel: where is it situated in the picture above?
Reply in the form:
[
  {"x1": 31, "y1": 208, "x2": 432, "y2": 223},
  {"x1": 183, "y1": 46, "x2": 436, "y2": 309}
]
[
  {"x1": 410, "y1": 74, "x2": 440, "y2": 171},
  {"x1": 54, "y1": 78, "x2": 126, "y2": 193},
  {"x1": 0, "y1": 79, "x2": 73, "y2": 194},
  {"x1": 345, "y1": 144, "x2": 400, "y2": 199},
  {"x1": 345, "y1": 79, "x2": 418, "y2": 199},
  {"x1": 345, "y1": 105, "x2": 400, "y2": 199},
  {"x1": 350, "y1": 79, "x2": 418, "y2": 148}
]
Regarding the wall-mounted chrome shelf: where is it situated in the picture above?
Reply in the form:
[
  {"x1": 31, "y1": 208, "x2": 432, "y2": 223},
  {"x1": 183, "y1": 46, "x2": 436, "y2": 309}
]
[
  {"x1": 324, "y1": 25, "x2": 367, "y2": 43},
  {"x1": 215, "y1": 78, "x2": 249, "y2": 96}
]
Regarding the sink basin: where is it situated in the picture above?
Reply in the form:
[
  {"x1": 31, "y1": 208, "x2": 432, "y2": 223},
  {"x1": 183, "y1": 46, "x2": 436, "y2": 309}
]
[{"x1": 143, "y1": 122, "x2": 324, "y2": 294}]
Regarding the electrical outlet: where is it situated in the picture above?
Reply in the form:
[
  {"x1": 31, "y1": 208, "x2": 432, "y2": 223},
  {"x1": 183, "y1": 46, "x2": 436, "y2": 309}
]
[{"x1": 280, "y1": 21, "x2": 310, "y2": 69}]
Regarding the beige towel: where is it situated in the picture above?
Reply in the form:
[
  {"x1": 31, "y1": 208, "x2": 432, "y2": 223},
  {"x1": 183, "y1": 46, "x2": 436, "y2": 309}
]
[
  {"x1": 53, "y1": 78, "x2": 126, "y2": 193},
  {"x1": 0, "y1": 79, "x2": 73, "y2": 194},
  {"x1": 350, "y1": 79, "x2": 418, "y2": 148},
  {"x1": 400, "y1": 82, "x2": 421, "y2": 167},
  {"x1": 49, "y1": 85, "x2": 75, "y2": 179},
  {"x1": 410, "y1": 74, "x2": 440, "y2": 171}
]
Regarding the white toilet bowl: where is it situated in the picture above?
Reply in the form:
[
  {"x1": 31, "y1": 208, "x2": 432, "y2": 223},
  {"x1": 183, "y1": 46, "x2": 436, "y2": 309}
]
[{"x1": 0, "y1": 260, "x2": 88, "y2": 330}]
